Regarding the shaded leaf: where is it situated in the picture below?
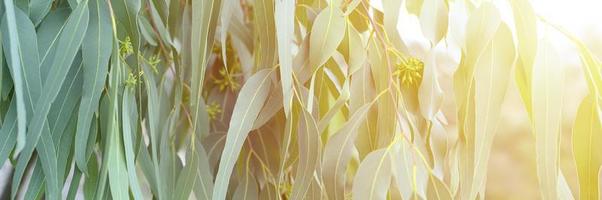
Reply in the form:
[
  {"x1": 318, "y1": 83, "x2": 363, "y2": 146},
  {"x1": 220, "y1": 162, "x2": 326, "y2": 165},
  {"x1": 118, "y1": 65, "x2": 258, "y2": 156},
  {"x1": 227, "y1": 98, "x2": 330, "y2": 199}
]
[{"x1": 213, "y1": 69, "x2": 273, "y2": 200}]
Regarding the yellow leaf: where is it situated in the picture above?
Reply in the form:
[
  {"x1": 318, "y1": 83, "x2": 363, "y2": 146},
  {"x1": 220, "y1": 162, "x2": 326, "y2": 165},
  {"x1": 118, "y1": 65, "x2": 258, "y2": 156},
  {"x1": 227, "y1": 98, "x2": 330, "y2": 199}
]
[
  {"x1": 510, "y1": 0, "x2": 537, "y2": 119},
  {"x1": 352, "y1": 148, "x2": 393, "y2": 200},
  {"x1": 573, "y1": 95, "x2": 602, "y2": 200},
  {"x1": 532, "y1": 32, "x2": 565, "y2": 200},
  {"x1": 322, "y1": 95, "x2": 382, "y2": 200},
  {"x1": 470, "y1": 22, "x2": 516, "y2": 199},
  {"x1": 346, "y1": 23, "x2": 367, "y2": 75},
  {"x1": 463, "y1": 2, "x2": 500, "y2": 68},
  {"x1": 291, "y1": 108, "x2": 322, "y2": 200},
  {"x1": 427, "y1": 174, "x2": 453, "y2": 200},
  {"x1": 309, "y1": 5, "x2": 346, "y2": 69}
]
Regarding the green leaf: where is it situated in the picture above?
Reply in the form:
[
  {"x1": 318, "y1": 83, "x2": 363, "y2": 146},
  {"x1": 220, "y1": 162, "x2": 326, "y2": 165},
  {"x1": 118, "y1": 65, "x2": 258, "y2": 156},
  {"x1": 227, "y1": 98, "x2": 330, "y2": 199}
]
[
  {"x1": 9, "y1": 1, "x2": 90, "y2": 198},
  {"x1": 84, "y1": 151, "x2": 99, "y2": 200},
  {"x1": 173, "y1": 147, "x2": 199, "y2": 200},
  {"x1": 105, "y1": 38, "x2": 129, "y2": 200},
  {"x1": 67, "y1": 168, "x2": 83, "y2": 199},
  {"x1": 50, "y1": 57, "x2": 83, "y2": 184},
  {"x1": 190, "y1": 0, "x2": 221, "y2": 137},
  {"x1": 18, "y1": 0, "x2": 89, "y2": 172},
  {"x1": 28, "y1": 0, "x2": 53, "y2": 25},
  {"x1": 107, "y1": 109, "x2": 130, "y2": 200},
  {"x1": 213, "y1": 69, "x2": 273, "y2": 200},
  {"x1": 0, "y1": 82, "x2": 18, "y2": 174},
  {"x1": 122, "y1": 87, "x2": 144, "y2": 200},
  {"x1": 110, "y1": 0, "x2": 140, "y2": 55},
  {"x1": 2, "y1": 5, "x2": 32, "y2": 159},
  {"x1": 37, "y1": 8, "x2": 69, "y2": 81},
  {"x1": 1, "y1": 1, "x2": 29, "y2": 159},
  {"x1": 147, "y1": 0, "x2": 172, "y2": 46},
  {"x1": 75, "y1": 0, "x2": 111, "y2": 172},
  {"x1": 193, "y1": 141, "x2": 214, "y2": 200},
  {"x1": 138, "y1": 16, "x2": 158, "y2": 46},
  {"x1": 23, "y1": 160, "x2": 45, "y2": 200},
  {"x1": 141, "y1": 54, "x2": 164, "y2": 199},
  {"x1": 1, "y1": 6, "x2": 65, "y2": 200}
]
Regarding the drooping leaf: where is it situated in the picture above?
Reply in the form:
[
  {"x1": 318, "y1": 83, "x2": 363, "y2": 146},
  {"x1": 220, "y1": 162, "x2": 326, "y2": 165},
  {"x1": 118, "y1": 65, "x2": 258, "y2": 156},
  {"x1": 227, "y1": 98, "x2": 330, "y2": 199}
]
[
  {"x1": 510, "y1": 0, "x2": 537, "y2": 119},
  {"x1": 2, "y1": 6, "x2": 63, "y2": 200},
  {"x1": 470, "y1": 23, "x2": 516, "y2": 198},
  {"x1": 290, "y1": 108, "x2": 321, "y2": 200},
  {"x1": 10, "y1": 1, "x2": 89, "y2": 198},
  {"x1": 194, "y1": 141, "x2": 215, "y2": 200},
  {"x1": 309, "y1": 5, "x2": 345, "y2": 70},
  {"x1": 122, "y1": 87, "x2": 144, "y2": 200},
  {"x1": 253, "y1": 0, "x2": 277, "y2": 70},
  {"x1": 532, "y1": 32, "x2": 565, "y2": 200},
  {"x1": 352, "y1": 148, "x2": 393, "y2": 200},
  {"x1": 190, "y1": 0, "x2": 221, "y2": 139},
  {"x1": 75, "y1": 0, "x2": 111, "y2": 172},
  {"x1": 419, "y1": 0, "x2": 448, "y2": 43},
  {"x1": 213, "y1": 69, "x2": 273, "y2": 200},
  {"x1": 322, "y1": 97, "x2": 381, "y2": 200},
  {"x1": 1, "y1": 0, "x2": 28, "y2": 159},
  {"x1": 426, "y1": 174, "x2": 453, "y2": 200},
  {"x1": 274, "y1": 0, "x2": 295, "y2": 117},
  {"x1": 572, "y1": 95, "x2": 602, "y2": 200},
  {"x1": 418, "y1": 42, "x2": 444, "y2": 120}
]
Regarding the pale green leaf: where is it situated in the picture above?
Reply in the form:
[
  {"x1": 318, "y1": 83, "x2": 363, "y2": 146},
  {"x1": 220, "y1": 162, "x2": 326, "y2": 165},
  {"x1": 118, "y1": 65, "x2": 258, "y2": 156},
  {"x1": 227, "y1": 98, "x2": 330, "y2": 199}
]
[
  {"x1": 122, "y1": 87, "x2": 144, "y2": 200},
  {"x1": 75, "y1": 0, "x2": 111, "y2": 172}
]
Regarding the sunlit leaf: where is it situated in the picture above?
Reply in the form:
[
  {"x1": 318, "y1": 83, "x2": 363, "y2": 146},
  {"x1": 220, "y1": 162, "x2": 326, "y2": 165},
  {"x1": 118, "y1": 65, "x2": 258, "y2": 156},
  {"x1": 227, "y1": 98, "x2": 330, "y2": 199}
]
[
  {"x1": 309, "y1": 5, "x2": 345, "y2": 70},
  {"x1": 532, "y1": 31, "x2": 565, "y2": 200},
  {"x1": 572, "y1": 95, "x2": 602, "y2": 199}
]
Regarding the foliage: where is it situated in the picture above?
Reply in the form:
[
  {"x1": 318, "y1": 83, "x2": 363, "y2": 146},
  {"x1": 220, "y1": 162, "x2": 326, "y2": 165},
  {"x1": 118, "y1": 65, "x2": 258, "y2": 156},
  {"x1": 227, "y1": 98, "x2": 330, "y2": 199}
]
[{"x1": 0, "y1": 0, "x2": 600, "y2": 199}]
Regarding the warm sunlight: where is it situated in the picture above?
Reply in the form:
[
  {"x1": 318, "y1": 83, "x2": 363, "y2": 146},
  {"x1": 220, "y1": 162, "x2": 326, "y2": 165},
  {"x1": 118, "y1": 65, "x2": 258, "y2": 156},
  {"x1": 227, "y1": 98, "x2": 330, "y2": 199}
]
[{"x1": 1, "y1": 0, "x2": 602, "y2": 199}]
